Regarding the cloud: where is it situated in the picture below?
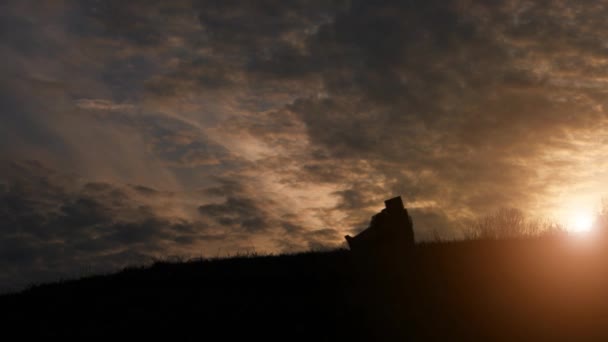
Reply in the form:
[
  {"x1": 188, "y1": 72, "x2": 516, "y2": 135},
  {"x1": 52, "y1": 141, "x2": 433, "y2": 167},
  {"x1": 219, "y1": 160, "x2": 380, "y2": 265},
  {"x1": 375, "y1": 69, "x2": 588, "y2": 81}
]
[
  {"x1": 0, "y1": 161, "x2": 345, "y2": 290},
  {"x1": 198, "y1": 197, "x2": 269, "y2": 233},
  {"x1": 75, "y1": 99, "x2": 136, "y2": 112},
  {"x1": 282, "y1": 0, "x2": 608, "y2": 224},
  {"x1": 0, "y1": 161, "x2": 206, "y2": 290}
]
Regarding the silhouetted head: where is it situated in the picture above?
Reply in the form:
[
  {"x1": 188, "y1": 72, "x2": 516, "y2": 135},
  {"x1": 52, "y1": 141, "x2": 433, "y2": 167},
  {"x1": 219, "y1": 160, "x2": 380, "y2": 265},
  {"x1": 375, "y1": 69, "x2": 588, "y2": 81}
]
[{"x1": 384, "y1": 196, "x2": 405, "y2": 213}]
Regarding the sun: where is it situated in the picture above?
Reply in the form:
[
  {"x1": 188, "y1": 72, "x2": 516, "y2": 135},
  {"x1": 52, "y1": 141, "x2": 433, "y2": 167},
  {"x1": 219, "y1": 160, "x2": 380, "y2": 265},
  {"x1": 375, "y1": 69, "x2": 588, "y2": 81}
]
[{"x1": 571, "y1": 212, "x2": 594, "y2": 233}]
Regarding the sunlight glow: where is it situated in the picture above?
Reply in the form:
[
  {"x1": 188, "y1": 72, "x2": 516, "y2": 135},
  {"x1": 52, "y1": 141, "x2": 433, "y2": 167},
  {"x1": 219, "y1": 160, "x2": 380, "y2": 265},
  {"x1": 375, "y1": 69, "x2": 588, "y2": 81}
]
[{"x1": 571, "y1": 212, "x2": 594, "y2": 233}]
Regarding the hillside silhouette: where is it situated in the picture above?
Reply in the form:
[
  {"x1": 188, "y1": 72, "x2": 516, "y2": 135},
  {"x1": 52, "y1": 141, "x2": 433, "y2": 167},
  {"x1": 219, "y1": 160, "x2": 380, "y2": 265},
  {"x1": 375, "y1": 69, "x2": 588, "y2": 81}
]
[
  {"x1": 4, "y1": 199, "x2": 608, "y2": 340},
  {"x1": 5, "y1": 239, "x2": 608, "y2": 340}
]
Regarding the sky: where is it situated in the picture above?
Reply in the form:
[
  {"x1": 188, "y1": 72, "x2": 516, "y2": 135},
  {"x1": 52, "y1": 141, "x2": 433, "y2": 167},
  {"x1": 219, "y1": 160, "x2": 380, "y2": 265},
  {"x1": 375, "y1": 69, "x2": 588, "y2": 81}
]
[{"x1": 2, "y1": 0, "x2": 608, "y2": 291}]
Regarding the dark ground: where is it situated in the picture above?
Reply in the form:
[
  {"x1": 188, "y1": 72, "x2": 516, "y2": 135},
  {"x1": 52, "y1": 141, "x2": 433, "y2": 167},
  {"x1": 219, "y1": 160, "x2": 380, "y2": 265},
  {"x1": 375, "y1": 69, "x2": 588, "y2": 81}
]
[{"x1": 3, "y1": 237, "x2": 608, "y2": 341}]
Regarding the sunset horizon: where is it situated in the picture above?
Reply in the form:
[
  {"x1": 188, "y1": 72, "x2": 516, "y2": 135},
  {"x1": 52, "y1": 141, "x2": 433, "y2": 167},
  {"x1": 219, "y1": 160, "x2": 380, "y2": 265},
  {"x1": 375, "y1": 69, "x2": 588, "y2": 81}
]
[{"x1": 3, "y1": 0, "x2": 608, "y2": 301}]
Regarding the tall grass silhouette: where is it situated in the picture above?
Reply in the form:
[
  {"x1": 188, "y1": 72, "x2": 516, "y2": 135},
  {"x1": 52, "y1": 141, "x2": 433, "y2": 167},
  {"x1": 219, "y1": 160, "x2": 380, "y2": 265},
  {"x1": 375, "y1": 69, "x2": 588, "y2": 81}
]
[{"x1": 464, "y1": 207, "x2": 567, "y2": 240}]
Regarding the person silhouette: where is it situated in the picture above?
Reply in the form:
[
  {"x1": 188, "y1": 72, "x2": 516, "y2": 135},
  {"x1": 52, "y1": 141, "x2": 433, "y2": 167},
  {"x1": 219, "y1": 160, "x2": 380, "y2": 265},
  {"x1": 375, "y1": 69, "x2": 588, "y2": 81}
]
[{"x1": 345, "y1": 196, "x2": 414, "y2": 252}]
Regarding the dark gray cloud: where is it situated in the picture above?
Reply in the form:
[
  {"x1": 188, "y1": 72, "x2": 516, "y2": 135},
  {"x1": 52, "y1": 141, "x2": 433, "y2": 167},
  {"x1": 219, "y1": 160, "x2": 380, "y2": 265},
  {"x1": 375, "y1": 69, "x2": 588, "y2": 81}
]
[
  {"x1": 73, "y1": 0, "x2": 168, "y2": 46},
  {"x1": 0, "y1": 161, "x2": 206, "y2": 290},
  {"x1": 198, "y1": 197, "x2": 269, "y2": 233}
]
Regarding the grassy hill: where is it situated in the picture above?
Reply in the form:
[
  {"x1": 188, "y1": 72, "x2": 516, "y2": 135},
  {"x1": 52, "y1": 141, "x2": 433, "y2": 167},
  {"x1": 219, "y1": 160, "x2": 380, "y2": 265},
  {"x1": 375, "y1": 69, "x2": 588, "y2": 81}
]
[{"x1": 3, "y1": 237, "x2": 608, "y2": 340}]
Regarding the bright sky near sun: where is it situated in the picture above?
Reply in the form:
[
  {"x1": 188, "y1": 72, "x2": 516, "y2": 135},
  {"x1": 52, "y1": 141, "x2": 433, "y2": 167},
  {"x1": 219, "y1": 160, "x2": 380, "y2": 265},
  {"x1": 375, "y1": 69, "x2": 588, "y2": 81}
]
[
  {"x1": 552, "y1": 194, "x2": 603, "y2": 233},
  {"x1": 572, "y1": 213, "x2": 594, "y2": 233}
]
